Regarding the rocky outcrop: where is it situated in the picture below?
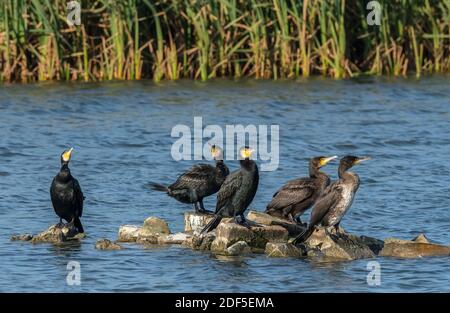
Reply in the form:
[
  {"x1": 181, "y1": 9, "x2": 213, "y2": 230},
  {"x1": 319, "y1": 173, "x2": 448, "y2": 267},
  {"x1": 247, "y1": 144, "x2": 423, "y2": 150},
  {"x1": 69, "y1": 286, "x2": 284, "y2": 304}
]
[
  {"x1": 117, "y1": 225, "x2": 141, "y2": 242},
  {"x1": 379, "y1": 234, "x2": 450, "y2": 258},
  {"x1": 265, "y1": 242, "x2": 304, "y2": 258},
  {"x1": 210, "y1": 220, "x2": 288, "y2": 254},
  {"x1": 295, "y1": 228, "x2": 377, "y2": 260},
  {"x1": 158, "y1": 233, "x2": 191, "y2": 245},
  {"x1": 247, "y1": 210, "x2": 306, "y2": 236},
  {"x1": 95, "y1": 239, "x2": 122, "y2": 250},
  {"x1": 11, "y1": 225, "x2": 85, "y2": 244},
  {"x1": 184, "y1": 212, "x2": 215, "y2": 233}
]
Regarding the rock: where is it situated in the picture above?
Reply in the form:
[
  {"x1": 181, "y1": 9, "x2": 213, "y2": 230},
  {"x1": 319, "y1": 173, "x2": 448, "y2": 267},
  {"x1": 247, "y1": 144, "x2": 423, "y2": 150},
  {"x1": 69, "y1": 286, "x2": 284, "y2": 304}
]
[
  {"x1": 210, "y1": 221, "x2": 288, "y2": 253},
  {"x1": 117, "y1": 225, "x2": 141, "y2": 242},
  {"x1": 184, "y1": 232, "x2": 216, "y2": 251},
  {"x1": 246, "y1": 211, "x2": 306, "y2": 236},
  {"x1": 140, "y1": 217, "x2": 170, "y2": 236},
  {"x1": 413, "y1": 233, "x2": 430, "y2": 244},
  {"x1": 380, "y1": 234, "x2": 450, "y2": 258},
  {"x1": 184, "y1": 211, "x2": 215, "y2": 233},
  {"x1": 226, "y1": 241, "x2": 251, "y2": 256},
  {"x1": 30, "y1": 225, "x2": 85, "y2": 244},
  {"x1": 265, "y1": 242, "x2": 304, "y2": 258},
  {"x1": 10, "y1": 234, "x2": 33, "y2": 241},
  {"x1": 359, "y1": 236, "x2": 385, "y2": 255},
  {"x1": 158, "y1": 233, "x2": 191, "y2": 245},
  {"x1": 95, "y1": 239, "x2": 122, "y2": 250},
  {"x1": 301, "y1": 228, "x2": 376, "y2": 260},
  {"x1": 136, "y1": 235, "x2": 159, "y2": 244}
]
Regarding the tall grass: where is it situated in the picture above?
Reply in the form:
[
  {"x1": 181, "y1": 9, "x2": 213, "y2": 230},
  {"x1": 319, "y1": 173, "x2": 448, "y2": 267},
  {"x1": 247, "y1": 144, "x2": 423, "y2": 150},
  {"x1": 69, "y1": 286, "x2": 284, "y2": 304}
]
[{"x1": 0, "y1": 0, "x2": 449, "y2": 82}]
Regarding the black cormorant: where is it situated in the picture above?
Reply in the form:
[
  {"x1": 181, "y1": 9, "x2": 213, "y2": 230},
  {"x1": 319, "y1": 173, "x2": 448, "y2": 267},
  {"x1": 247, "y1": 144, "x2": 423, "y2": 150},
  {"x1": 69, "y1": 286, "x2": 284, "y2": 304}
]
[
  {"x1": 292, "y1": 155, "x2": 371, "y2": 244},
  {"x1": 149, "y1": 145, "x2": 229, "y2": 213},
  {"x1": 50, "y1": 148, "x2": 85, "y2": 233},
  {"x1": 201, "y1": 146, "x2": 259, "y2": 233},
  {"x1": 265, "y1": 156, "x2": 337, "y2": 224}
]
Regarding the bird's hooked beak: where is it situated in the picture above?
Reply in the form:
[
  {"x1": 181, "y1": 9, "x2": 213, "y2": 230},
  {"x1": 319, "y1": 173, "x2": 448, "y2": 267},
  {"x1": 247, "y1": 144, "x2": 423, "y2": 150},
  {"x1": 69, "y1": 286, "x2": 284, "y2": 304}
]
[
  {"x1": 240, "y1": 147, "x2": 254, "y2": 159},
  {"x1": 354, "y1": 156, "x2": 371, "y2": 165},
  {"x1": 62, "y1": 148, "x2": 74, "y2": 162},
  {"x1": 320, "y1": 155, "x2": 338, "y2": 167}
]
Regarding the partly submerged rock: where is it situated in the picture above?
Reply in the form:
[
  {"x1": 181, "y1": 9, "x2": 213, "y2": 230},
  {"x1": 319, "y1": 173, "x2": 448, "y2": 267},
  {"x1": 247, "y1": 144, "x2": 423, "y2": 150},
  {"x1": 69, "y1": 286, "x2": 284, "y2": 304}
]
[
  {"x1": 246, "y1": 211, "x2": 306, "y2": 236},
  {"x1": 140, "y1": 217, "x2": 170, "y2": 237},
  {"x1": 380, "y1": 234, "x2": 450, "y2": 258},
  {"x1": 117, "y1": 225, "x2": 141, "y2": 242},
  {"x1": 184, "y1": 211, "x2": 215, "y2": 233},
  {"x1": 265, "y1": 242, "x2": 304, "y2": 258},
  {"x1": 226, "y1": 241, "x2": 251, "y2": 256},
  {"x1": 95, "y1": 239, "x2": 122, "y2": 250},
  {"x1": 10, "y1": 234, "x2": 33, "y2": 241},
  {"x1": 26, "y1": 225, "x2": 85, "y2": 244},
  {"x1": 158, "y1": 232, "x2": 191, "y2": 245},
  {"x1": 210, "y1": 221, "x2": 288, "y2": 254},
  {"x1": 299, "y1": 228, "x2": 376, "y2": 260},
  {"x1": 184, "y1": 232, "x2": 217, "y2": 251}
]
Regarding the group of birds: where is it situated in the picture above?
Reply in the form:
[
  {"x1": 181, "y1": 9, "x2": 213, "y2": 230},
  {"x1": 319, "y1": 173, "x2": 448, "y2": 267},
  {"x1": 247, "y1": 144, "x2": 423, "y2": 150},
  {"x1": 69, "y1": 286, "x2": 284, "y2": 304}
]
[{"x1": 50, "y1": 145, "x2": 370, "y2": 244}]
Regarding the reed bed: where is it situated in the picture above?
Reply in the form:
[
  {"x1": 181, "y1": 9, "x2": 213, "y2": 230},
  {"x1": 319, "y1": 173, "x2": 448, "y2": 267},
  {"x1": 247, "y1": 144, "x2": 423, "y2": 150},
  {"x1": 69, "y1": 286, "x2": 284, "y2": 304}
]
[{"x1": 0, "y1": 0, "x2": 449, "y2": 82}]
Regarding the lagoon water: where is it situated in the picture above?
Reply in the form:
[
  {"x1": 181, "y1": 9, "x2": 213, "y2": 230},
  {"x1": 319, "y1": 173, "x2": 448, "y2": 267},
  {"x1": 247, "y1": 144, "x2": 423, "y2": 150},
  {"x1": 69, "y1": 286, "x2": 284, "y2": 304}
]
[{"x1": 0, "y1": 77, "x2": 449, "y2": 292}]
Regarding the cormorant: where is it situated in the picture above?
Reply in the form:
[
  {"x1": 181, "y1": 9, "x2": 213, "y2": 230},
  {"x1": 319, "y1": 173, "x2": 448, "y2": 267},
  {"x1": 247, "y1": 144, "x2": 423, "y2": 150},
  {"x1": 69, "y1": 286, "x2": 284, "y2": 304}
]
[
  {"x1": 149, "y1": 145, "x2": 229, "y2": 213},
  {"x1": 201, "y1": 146, "x2": 259, "y2": 233},
  {"x1": 50, "y1": 148, "x2": 85, "y2": 233},
  {"x1": 292, "y1": 155, "x2": 371, "y2": 245},
  {"x1": 265, "y1": 156, "x2": 337, "y2": 224}
]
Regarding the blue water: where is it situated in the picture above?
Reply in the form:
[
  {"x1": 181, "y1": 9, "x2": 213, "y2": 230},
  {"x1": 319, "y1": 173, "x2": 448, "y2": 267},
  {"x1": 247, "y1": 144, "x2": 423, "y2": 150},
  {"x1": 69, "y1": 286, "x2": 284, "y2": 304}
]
[{"x1": 0, "y1": 77, "x2": 449, "y2": 292}]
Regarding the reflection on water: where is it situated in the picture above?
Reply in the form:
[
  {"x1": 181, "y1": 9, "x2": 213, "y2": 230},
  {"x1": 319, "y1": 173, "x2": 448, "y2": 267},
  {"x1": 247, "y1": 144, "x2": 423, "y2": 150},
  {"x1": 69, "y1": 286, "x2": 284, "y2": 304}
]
[{"x1": 0, "y1": 77, "x2": 449, "y2": 292}]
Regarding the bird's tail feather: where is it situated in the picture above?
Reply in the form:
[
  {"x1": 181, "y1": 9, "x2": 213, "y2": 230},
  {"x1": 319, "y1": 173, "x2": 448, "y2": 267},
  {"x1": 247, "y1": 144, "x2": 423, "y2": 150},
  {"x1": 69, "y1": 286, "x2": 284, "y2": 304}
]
[
  {"x1": 74, "y1": 217, "x2": 84, "y2": 233},
  {"x1": 292, "y1": 226, "x2": 313, "y2": 245},
  {"x1": 148, "y1": 182, "x2": 169, "y2": 192},
  {"x1": 201, "y1": 215, "x2": 222, "y2": 234}
]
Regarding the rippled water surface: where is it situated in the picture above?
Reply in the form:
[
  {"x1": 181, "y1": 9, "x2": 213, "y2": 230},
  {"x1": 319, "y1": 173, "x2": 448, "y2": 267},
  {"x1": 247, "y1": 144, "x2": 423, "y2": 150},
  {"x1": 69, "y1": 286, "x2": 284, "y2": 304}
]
[{"x1": 0, "y1": 77, "x2": 449, "y2": 292}]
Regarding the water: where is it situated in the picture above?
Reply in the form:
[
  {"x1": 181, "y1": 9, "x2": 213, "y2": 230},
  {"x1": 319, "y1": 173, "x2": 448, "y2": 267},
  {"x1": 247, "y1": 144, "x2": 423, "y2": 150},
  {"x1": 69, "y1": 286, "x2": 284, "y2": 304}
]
[{"x1": 0, "y1": 77, "x2": 449, "y2": 292}]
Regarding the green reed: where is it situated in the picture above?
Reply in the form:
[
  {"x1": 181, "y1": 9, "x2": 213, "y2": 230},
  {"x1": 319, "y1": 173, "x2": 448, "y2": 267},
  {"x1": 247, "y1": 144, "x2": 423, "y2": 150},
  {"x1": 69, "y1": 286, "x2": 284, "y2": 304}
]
[{"x1": 0, "y1": 0, "x2": 449, "y2": 82}]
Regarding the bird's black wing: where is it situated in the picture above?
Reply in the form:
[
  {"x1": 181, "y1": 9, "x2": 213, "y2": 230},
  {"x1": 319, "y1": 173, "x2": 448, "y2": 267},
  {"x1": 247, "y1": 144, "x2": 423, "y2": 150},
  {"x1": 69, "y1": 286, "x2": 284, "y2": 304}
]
[
  {"x1": 268, "y1": 178, "x2": 314, "y2": 210},
  {"x1": 308, "y1": 183, "x2": 341, "y2": 227},
  {"x1": 72, "y1": 178, "x2": 84, "y2": 217},
  {"x1": 215, "y1": 170, "x2": 242, "y2": 214},
  {"x1": 169, "y1": 164, "x2": 215, "y2": 191}
]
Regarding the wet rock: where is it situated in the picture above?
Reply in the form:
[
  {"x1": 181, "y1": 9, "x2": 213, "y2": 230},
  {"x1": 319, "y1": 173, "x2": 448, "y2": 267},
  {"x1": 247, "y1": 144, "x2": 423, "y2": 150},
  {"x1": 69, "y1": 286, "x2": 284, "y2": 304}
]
[
  {"x1": 226, "y1": 241, "x2": 251, "y2": 256},
  {"x1": 10, "y1": 234, "x2": 33, "y2": 241},
  {"x1": 140, "y1": 217, "x2": 170, "y2": 237},
  {"x1": 158, "y1": 232, "x2": 191, "y2": 245},
  {"x1": 95, "y1": 239, "x2": 122, "y2": 250},
  {"x1": 210, "y1": 221, "x2": 288, "y2": 253},
  {"x1": 117, "y1": 225, "x2": 141, "y2": 242},
  {"x1": 301, "y1": 228, "x2": 376, "y2": 260},
  {"x1": 184, "y1": 232, "x2": 216, "y2": 251},
  {"x1": 30, "y1": 225, "x2": 85, "y2": 244},
  {"x1": 184, "y1": 211, "x2": 215, "y2": 233},
  {"x1": 265, "y1": 242, "x2": 304, "y2": 258},
  {"x1": 246, "y1": 211, "x2": 306, "y2": 236},
  {"x1": 136, "y1": 235, "x2": 159, "y2": 244},
  {"x1": 380, "y1": 234, "x2": 450, "y2": 258},
  {"x1": 413, "y1": 233, "x2": 430, "y2": 244}
]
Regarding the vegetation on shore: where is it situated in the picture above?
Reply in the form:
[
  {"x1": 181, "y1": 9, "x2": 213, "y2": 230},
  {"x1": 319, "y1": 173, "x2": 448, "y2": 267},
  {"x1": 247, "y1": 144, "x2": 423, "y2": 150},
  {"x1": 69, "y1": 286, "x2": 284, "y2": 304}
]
[{"x1": 0, "y1": 0, "x2": 449, "y2": 82}]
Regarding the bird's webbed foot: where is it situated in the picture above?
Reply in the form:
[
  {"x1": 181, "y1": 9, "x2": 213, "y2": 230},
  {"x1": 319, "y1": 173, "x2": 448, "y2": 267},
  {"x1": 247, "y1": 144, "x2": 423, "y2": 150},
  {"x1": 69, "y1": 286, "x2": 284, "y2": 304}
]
[
  {"x1": 234, "y1": 215, "x2": 252, "y2": 229},
  {"x1": 197, "y1": 200, "x2": 213, "y2": 214},
  {"x1": 56, "y1": 219, "x2": 66, "y2": 228}
]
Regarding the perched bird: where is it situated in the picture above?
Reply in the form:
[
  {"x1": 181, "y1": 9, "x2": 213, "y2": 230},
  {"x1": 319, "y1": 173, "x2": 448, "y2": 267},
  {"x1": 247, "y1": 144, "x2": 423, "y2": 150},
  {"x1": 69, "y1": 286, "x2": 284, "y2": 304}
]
[
  {"x1": 265, "y1": 156, "x2": 337, "y2": 224},
  {"x1": 149, "y1": 145, "x2": 229, "y2": 213},
  {"x1": 50, "y1": 148, "x2": 85, "y2": 233},
  {"x1": 292, "y1": 155, "x2": 371, "y2": 245},
  {"x1": 201, "y1": 146, "x2": 259, "y2": 234}
]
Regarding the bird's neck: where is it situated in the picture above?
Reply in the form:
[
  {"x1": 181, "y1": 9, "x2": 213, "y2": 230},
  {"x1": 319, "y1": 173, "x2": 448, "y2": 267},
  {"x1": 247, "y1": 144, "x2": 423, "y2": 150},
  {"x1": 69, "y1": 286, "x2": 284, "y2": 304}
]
[
  {"x1": 338, "y1": 165, "x2": 357, "y2": 183},
  {"x1": 57, "y1": 164, "x2": 72, "y2": 182},
  {"x1": 240, "y1": 159, "x2": 256, "y2": 172},
  {"x1": 309, "y1": 164, "x2": 324, "y2": 178}
]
